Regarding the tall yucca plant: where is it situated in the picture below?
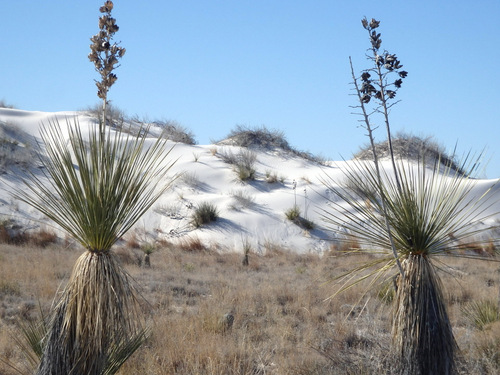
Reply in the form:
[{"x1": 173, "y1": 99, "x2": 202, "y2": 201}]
[
  {"x1": 13, "y1": 2, "x2": 176, "y2": 374},
  {"x1": 15, "y1": 120, "x2": 176, "y2": 375},
  {"x1": 323, "y1": 157, "x2": 499, "y2": 374},
  {"x1": 324, "y1": 17, "x2": 500, "y2": 374}
]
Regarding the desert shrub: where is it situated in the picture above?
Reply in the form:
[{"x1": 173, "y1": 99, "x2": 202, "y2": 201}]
[
  {"x1": 265, "y1": 169, "x2": 279, "y2": 183},
  {"x1": 218, "y1": 148, "x2": 257, "y2": 181},
  {"x1": 235, "y1": 149, "x2": 257, "y2": 181},
  {"x1": 321, "y1": 17, "x2": 500, "y2": 375},
  {"x1": 218, "y1": 125, "x2": 289, "y2": 149},
  {"x1": 85, "y1": 102, "x2": 126, "y2": 129},
  {"x1": 285, "y1": 206, "x2": 300, "y2": 221},
  {"x1": 191, "y1": 202, "x2": 219, "y2": 228},
  {"x1": 463, "y1": 300, "x2": 500, "y2": 330},
  {"x1": 355, "y1": 131, "x2": 466, "y2": 174},
  {"x1": 153, "y1": 119, "x2": 196, "y2": 145},
  {"x1": 284, "y1": 206, "x2": 314, "y2": 230},
  {"x1": 216, "y1": 125, "x2": 327, "y2": 164},
  {"x1": 0, "y1": 99, "x2": 15, "y2": 109},
  {"x1": 13, "y1": 2, "x2": 175, "y2": 373}
]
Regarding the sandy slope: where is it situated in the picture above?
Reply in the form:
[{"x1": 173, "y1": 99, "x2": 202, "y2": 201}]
[{"x1": 1, "y1": 109, "x2": 499, "y2": 254}]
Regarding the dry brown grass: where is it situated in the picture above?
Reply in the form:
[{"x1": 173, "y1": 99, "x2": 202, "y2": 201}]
[{"x1": 1, "y1": 243, "x2": 500, "y2": 374}]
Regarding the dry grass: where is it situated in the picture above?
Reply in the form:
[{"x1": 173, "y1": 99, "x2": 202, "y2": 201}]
[{"x1": 1, "y1": 243, "x2": 500, "y2": 374}]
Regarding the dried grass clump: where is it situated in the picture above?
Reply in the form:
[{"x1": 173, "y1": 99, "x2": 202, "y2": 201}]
[
  {"x1": 355, "y1": 132, "x2": 466, "y2": 175},
  {"x1": 154, "y1": 119, "x2": 196, "y2": 145},
  {"x1": 191, "y1": 202, "x2": 219, "y2": 228},
  {"x1": 216, "y1": 125, "x2": 326, "y2": 164}
]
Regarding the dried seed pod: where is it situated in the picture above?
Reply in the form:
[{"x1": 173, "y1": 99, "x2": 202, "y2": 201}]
[
  {"x1": 99, "y1": 16, "x2": 107, "y2": 29},
  {"x1": 361, "y1": 72, "x2": 371, "y2": 81},
  {"x1": 369, "y1": 18, "x2": 380, "y2": 29},
  {"x1": 104, "y1": 1, "x2": 114, "y2": 11},
  {"x1": 386, "y1": 90, "x2": 396, "y2": 99}
]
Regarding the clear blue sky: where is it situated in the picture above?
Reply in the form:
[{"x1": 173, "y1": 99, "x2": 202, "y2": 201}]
[{"x1": 2, "y1": 1, "x2": 500, "y2": 177}]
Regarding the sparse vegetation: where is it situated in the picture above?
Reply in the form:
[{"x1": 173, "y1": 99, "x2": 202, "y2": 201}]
[
  {"x1": 0, "y1": 99, "x2": 15, "y2": 109},
  {"x1": 217, "y1": 125, "x2": 327, "y2": 164},
  {"x1": 265, "y1": 169, "x2": 279, "y2": 183},
  {"x1": 2, "y1": 243, "x2": 500, "y2": 374},
  {"x1": 191, "y1": 202, "x2": 219, "y2": 228},
  {"x1": 285, "y1": 206, "x2": 315, "y2": 230},
  {"x1": 218, "y1": 148, "x2": 257, "y2": 181},
  {"x1": 285, "y1": 205, "x2": 300, "y2": 221},
  {"x1": 85, "y1": 102, "x2": 126, "y2": 129},
  {"x1": 463, "y1": 300, "x2": 500, "y2": 330},
  {"x1": 153, "y1": 119, "x2": 196, "y2": 145},
  {"x1": 355, "y1": 131, "x2": 466, "y2": 174}
]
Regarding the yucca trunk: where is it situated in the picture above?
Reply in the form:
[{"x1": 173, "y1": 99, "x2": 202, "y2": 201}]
[
  {"x1": 36, "y1": 250, "x2": 141, "y2": 375},
  {"x1": 392, "y1": 255, "x2": 458, "y2": 375}
]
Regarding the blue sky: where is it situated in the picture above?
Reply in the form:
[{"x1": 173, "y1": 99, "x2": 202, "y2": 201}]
[{"x1": 2, "y1": 1, "x2": 500, "y2": 177}]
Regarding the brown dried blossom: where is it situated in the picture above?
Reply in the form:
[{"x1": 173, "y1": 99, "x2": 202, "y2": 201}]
[
  {"x1": 89, "y1": 1, "x2": 125, "y2": 102},
  {"x1": 358, "y1": 18, "x2": 408, "y2": 104}
]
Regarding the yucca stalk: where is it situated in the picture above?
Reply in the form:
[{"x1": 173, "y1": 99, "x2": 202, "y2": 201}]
[
  {"x1": 88, "y1": 0, "x2": 125, "y2": 135},
  {"x1": 322, "y1": 156, "x2": 499, "y2": 374},
  {"x1": 14, "y1": 117, "x2": 175, "y2": 374}
]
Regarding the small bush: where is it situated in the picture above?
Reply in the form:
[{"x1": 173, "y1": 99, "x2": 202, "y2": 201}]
[
  {"x1": 192, "y1": 202, "x2": 219, "y2": 228},
  {"x1": 218, "y1": 148, "x2": 257, "y2": 181},
  {"x1": 463, "y1": 300, "x2": 500, "y2": 330},
  {"x1": 285, "y1": 206, "x2": 301, "y2": 221},
  {"x1": 216, "y1": 125, "x2": 327, "y2": 164},
  {"x1": 285, "y1": 206, "x2": 314, "y2": 230},
  {"x1": 354, "y1": 131, "x2": 466, "y2": 174},
  {"x1": 153, "y1": 119, "x2": 196, "y2": 145},
  {"x1": 218, "y1": 125, "x2": 289, "y2": 149},
  {"x1": 265, "y1": 170, "x2": 279, "y2": 183},
  {"x1": 0, "y1": 99, "x2": 15, "y2": 109},
  {"x1": 85, "y1": 102, "x2": 126, "y2": 129}
]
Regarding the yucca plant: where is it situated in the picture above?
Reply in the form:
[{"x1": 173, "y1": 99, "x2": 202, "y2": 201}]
[
  {"x1": 323, "y1": 155, "x2": 499, "y2": 374},
  {"x1": 323, "y1": 17, "x2": 500, "y2": 374},
  {"x1": 12, "y1": 2, "x2": 176, "y2": 374}
]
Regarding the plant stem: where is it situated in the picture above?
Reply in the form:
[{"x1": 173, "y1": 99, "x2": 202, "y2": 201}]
[{"x1": 349, "y1": 57, "x2": 405, "y2": 279}]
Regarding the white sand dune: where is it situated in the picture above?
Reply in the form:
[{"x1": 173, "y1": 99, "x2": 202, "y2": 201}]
[{"x1": 1, "y1": 108, "x2": 499, "y2": 254}]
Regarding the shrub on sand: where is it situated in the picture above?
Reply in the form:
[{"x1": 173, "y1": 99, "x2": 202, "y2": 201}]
[{"x1": 191, "y1": 202, "x2": 219, "y2": 228}]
